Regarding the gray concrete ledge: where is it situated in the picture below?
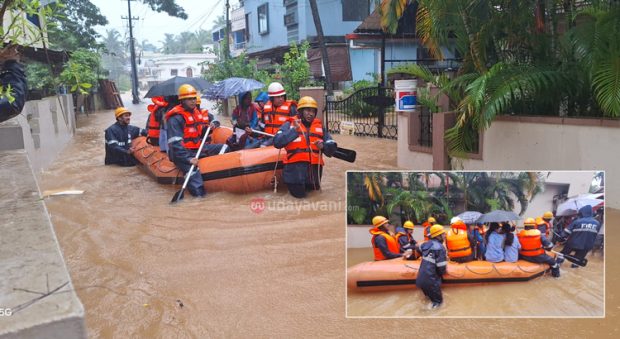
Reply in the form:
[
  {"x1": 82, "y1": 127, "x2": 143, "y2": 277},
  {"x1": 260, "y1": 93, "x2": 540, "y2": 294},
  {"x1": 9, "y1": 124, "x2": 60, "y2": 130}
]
[{"x1": 0, "y1": 150, "x2": 85, "y2": 339}]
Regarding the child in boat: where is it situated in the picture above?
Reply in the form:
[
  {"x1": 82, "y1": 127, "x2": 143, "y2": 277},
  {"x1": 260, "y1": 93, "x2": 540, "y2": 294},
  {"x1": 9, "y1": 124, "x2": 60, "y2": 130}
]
[{"x1": 502, "y1": 223, "x2": 521, "y2": 262}]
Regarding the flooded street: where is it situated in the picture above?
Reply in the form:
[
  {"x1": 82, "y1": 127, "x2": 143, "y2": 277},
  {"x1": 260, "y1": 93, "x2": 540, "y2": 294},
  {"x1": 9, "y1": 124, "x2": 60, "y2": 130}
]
[{"x1": 39, "y1": 99, "x2": 618, "y2": 336}]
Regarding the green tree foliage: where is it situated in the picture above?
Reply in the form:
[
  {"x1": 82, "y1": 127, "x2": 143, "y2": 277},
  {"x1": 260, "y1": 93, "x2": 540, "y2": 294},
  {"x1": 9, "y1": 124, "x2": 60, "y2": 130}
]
[
  {"x1": 279, "y1": 41, "x2": 313, "y2": 101},
  {"x1": 47, "y1": 0, "x2": 108, "y2": 50},
  {"x1": 25, "y1": 62, "x2": 56, "y2": 93},
  {"x1": 382, "y1": 0, "x2": 620, "y2": 158},
  {"x1": 60, "y1": 49, "x2": 100, "y2": 94},
  {"x1": 142, "y1": 0, "x2": 187, "y2": 19},
  {"x1": 159, "y1": 29, "x2": 214, "y2": 54}
]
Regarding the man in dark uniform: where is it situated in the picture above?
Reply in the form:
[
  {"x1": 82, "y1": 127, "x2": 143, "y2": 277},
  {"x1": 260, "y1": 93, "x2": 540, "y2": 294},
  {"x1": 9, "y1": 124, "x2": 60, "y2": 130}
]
[
  {"x1": 1, "y1": 45, "x2": 27, "y2": 123},
  {"x1": 104, "y1": 107, "x2": 146, "y2": 166},
  {"x1": 558, "y1": 205, "x2": 602, "y2": 267},
  {"x1": 273, "y1": 96, "x2": 337, "y2": 198},
  {"x1": 414, "y1": 224, "x2": 448, "y2": 309},
  {"x1": 165, "y1": 84, "x2": 226, "y2": 198}
]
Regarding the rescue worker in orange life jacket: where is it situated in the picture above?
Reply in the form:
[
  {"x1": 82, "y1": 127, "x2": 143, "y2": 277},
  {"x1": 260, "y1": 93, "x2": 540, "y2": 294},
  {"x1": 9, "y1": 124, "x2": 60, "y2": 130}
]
[
  {"x1": 369, "y1": 216, "x2": 402, "y2": 261},
  {"x1": 104, "y1": 107, "x2": 147, "y2": 167},
  {"x1": 261, "y1": 82, "x2": 297, "y2": 146},
  {"x1": 165, "y1": 84, "x2": 227, "y2": 197},
  {"x1": 541, "y1": 211, "x2": 554, "y2": 238},
  {"x1": 536, "y1": 216, "x2": 550, "y2": 238},
  {"x1": 518, "y1": 218, "x2": 560, "y2": 277},
  {"x1": 446, "y1": 217, "x2": 475, "y2": 263},
  {"x1": 273, "y1": 96, "x2": 337, "y2": 198},
  {"x1": 416, "y1": 224, "x2": 448, "y2": 309},
  {"x1": 423, "y1": 217, "x2": 437, "y2": 241},
  {"x1": 145, "y1": 96, "x2": 167, "y2": 146}
]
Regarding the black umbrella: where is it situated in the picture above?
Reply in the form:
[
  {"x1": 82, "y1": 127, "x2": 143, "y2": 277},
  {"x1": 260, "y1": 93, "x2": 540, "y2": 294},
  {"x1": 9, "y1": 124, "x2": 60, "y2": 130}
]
[
  {"x1": 144, "y1": 76, "x2": 212, "y2": 98},
  {"x1": 476, "y1": 210, "x2": 521, "y2": 223}
]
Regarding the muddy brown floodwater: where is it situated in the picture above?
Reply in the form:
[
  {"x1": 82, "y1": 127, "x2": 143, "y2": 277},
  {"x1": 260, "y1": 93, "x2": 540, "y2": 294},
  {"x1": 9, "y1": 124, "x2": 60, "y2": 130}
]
[{"x1": 40, "y1": 99, "x2": 619, "y2": 337}]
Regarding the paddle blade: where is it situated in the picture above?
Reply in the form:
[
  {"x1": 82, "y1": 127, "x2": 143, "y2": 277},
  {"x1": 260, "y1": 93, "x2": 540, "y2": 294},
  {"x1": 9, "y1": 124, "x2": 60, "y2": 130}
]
[
  {"x1": 334, "y1": 147, "x2": 356, "y2": 163},
  {"x1": 170, "y1": 189, "x2": 185, "y2": 204}
]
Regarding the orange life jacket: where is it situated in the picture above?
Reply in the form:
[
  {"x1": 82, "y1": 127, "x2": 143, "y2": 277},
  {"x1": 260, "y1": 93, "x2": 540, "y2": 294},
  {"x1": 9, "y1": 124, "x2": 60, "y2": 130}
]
[
  {"x1": 164, "y1": 105, "x2": 210, "y2": 149},
  {"x1": 284, "y1": 118, "x2": 324, "y2": 165},
  {"x1": 518, "y1": 229, "x2": 545, "y2": 257},
  {"x1": 541, "y1": 220, "x2": 551, "y2": 237},
  {"x1": 263, "y1": 100, "x2": 296, "y2": 134},
  {"x1": 446, "y1": 227, "x2": 472, "y2": 258},
  {"x1": 370, "y1": 228, "x2": 400, "y2": 261},
  {"x1": 394, "y1": 232, "x2": 406, "y2": 249},
  {"x1": 146, "y1": 97, "x2": 168, "y2": 140},
  {"x1": 422, "y1": 222, "x2": 432, "y2": 241}
]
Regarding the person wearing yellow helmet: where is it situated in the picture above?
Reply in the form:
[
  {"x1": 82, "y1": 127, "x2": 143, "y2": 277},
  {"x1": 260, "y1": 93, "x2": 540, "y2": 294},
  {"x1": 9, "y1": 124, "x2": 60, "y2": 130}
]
[
  {"x1": 369, "y1": 216, "x2": 401, "y2": 261},
  {"x1": 104, "y1": 106, "x2": 146, "y2": 166},
  {"x1": 416, "y1": 224, "x2": 447, "y2": 309},
  {"x1": 273, "y1": 96, "x2": 337, "y2": 198},
  {"x1": 164, "y1": 84, "x2": 228, "y2": 197},
  {"x1": 517, "y1": 217, "x2": 560, "y2": 277},
  {"x1": 422, "y1": 216, "x2": 437, "y2": 241},
  {"x1": 396, "y1": 220, "x2": 419, "y2": 259}
]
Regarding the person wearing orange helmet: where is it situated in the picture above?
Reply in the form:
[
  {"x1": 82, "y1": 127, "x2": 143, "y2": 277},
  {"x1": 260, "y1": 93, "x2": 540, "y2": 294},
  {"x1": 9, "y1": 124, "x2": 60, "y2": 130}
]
[
  {"x1": 273, "y1": 96, "x2": 337, "y2": 198},
  {"x1": 104, "y1": 107, "x2": 146, "y2": 166},
  {"x1": 416, "y1": 224, "x2": 447, "y2": 309},
  {"x1": 164, "y1": 84, "x2": 227, "y2": 197},
  {"x1": 446, "y1": 217, "x2": 474, "y2": 263},
  {"x1": 369, "y1": 216, "x2": 402, "y2": 261}
]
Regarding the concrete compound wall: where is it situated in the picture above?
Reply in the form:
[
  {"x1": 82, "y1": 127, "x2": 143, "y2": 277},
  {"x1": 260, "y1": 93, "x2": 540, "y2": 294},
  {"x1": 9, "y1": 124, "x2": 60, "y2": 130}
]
[
  {"x1": 0, "y1": 95, "x2": 86, "y2": 338},
  {"x1": 454, "y1": 117, "x2": 617, "y2": 209}
]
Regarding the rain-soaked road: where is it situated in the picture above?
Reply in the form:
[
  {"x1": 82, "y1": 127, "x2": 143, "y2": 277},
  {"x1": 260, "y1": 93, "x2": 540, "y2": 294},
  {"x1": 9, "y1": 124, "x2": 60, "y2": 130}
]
[{"x1": 39, "y1": 96, "x2": 618, "y2": 337}]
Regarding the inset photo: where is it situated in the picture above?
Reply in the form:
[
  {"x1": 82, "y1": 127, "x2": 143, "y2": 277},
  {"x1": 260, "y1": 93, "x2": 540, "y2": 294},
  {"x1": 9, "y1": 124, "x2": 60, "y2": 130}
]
[{"x1": 346, "y1": 171, "x2": 604, "y2": 317}]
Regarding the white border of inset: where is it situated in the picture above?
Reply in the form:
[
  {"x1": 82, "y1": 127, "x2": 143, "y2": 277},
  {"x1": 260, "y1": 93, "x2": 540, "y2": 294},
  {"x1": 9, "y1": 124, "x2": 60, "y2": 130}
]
[{"x1": 345, "y1": 170, "x2": 606, "y2": 319}]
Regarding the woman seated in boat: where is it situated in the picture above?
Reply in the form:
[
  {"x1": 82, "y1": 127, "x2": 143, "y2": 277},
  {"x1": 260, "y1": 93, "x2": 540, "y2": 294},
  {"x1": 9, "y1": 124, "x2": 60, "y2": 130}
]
[
  {"x1": 273, "y1": 96, "x2": 337, "y2": 198},
  {"x1": 502, "y1": 223, "x2": 521, "y2": 262},
  {"x1": 227, "y1": 91, "x2": 262, "y2": 151},
  {"x1": 484, "y1": 223, "x2": 505, "y2": 263}
]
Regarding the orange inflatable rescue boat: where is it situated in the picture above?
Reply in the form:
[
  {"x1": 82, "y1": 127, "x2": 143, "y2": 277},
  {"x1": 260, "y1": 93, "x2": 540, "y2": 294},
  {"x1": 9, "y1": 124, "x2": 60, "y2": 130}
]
[
  {"x1": 131, "y1": 126, "x2": 284, "y2": 193},
  {"x1": 348, "y1": 255, "x2": 555, "y2": 292}
]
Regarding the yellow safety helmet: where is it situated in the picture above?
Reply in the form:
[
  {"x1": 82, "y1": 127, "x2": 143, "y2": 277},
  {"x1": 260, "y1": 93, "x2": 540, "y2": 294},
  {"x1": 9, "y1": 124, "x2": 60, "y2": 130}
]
[
  {"x1": 430, "y1": 224, "x2": 445, "y2": 238},
  {"x1": 178, "y1": 84, "x2": 198, "y2": 100},
  {"x1": 372, "y1": 216, "x2": 389, "y2": 228},
  {"x1": 428, "y1": 217, "x2": 436, "y2": 224},
  {"x1": 535, "y1": 217, "x2": 545, "y2": 225},
  {"x1": 114, "y1": 106, "x2": 131, "y2": 118},
  {"x1": 403, "y1": 220, "x2": 414, "y2": 229},
  {"x1": 524, "y1": 217, "x2": 536, "y2": 226},
  {"x1": 297, "y1": 96, "x2": 318, "y2": 110},
  {"x1": 543, "y1": 211, "x2": 554, "y2": 219}
]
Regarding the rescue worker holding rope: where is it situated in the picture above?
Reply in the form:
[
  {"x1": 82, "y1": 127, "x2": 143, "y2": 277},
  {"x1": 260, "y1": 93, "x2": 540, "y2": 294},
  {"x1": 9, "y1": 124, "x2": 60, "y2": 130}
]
[
  {"x1": 517, "y1": 218, "x2": 560, "y2": 277},
  {"x1": 273, "y1": 96, "x2": 337, "y2": 198},
  {"x1": 369, "y1": 216, "x2": 402, "y2": 261},
  {"x1": 165, "y1": 84, "x2": 227, "y2": 197}
]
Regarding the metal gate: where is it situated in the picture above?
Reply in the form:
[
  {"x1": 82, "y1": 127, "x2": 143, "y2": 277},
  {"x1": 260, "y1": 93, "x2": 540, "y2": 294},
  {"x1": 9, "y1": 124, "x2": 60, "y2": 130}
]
[{"x1": 325, "y1": 85, "x2": 397, "y2": 139}]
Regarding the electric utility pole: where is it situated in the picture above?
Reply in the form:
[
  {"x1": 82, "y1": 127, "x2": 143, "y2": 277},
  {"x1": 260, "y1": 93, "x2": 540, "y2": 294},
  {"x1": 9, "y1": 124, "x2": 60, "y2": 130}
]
[
  {"x1": 224, "y1": 0, "x2": 230, "y2": 60},
  {"x1": 309, "y1": 0, "x2": 333, "y2": 96},
  {"x1": 122, "y1": 0, "x2": 140, "y2": 104}
]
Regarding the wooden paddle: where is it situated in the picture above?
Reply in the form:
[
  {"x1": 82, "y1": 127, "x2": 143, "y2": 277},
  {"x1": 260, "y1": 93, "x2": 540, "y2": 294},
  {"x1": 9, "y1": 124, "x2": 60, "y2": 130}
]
[
  {"x1": 250, "y1": 129, "x2": 356, "y2": 163},
  {"x1": 170, "y1": 125, "x2": 211, "y2": 204}
]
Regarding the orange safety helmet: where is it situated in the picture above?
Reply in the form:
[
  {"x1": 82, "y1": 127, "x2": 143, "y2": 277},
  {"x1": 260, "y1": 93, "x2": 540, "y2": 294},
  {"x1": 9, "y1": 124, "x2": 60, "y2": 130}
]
[
  {"x1": 451, "y1": 219, "x2": 467, "y2": 231},
  {"x1": 372, "y1": 216, "x2": 389, "y2": 228},
  {"x1": 403, "y1": 220, "x2": 414, "y2": 229},
  {"x1": 297, "y1": 96, "x2": 318, "y2": 110},
  {"x1": 178, "y1": 84, "x2": 198, "y2": 100},
  {"x1": 430, "y1": 224, "x2": 445, "y2": 238},
  {"x1": 114, "y1": 106, "x2": 131, "y2": 118}
]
